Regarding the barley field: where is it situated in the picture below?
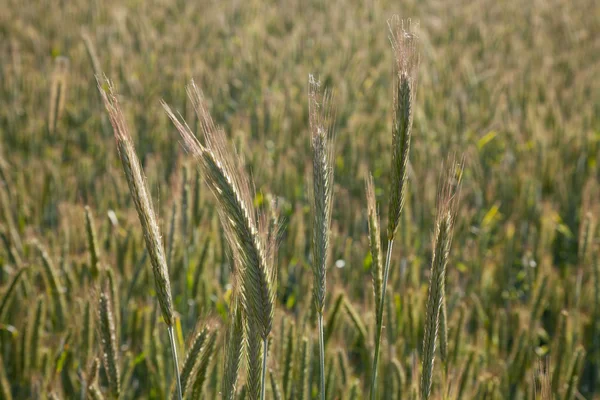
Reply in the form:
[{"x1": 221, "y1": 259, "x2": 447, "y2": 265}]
[{"x1": 1, "y1": 0, "x2": 600, "y2": 399}]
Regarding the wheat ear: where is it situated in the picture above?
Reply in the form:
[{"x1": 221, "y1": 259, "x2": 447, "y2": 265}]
[
  {"x1": 420, "y1": 159, "x2": 463, "y2": 400},
  {"x1": 176, "y1": 326, "x2": 209, "y2": 398},
  {"x1": 98, "y1": 290, "x2": 120, "y2": 399},
  {"x1": 386, "y1": 17, "x2": 419, "y2": 241},
  {"x1": 163, "y1": 81, "x2": 275, "y2": 400},
  {"x1": 98, "y1": 78, "x2": 181, "y2": 399},
  {"x1": 0, "y1": 266, "x2": 27, "y2": 321},
  {"x1": 371, "y1": 17, "x2": 420, "y2": 400},
  {"x1": 36, "y1": 242, "x2": 67, "y2": 330},
  {"x1": 189, "y1": 330, "x2": 218, "y2": 398},
  {"x1": 222, "y1": 293, "x2": 244, "y2": 400},
  {"x1": 308, "y1": 74, "x2": 336, "y2": 400},
  {"x1": 366, "y1": 174, "x2": 383, "y2": 318}
]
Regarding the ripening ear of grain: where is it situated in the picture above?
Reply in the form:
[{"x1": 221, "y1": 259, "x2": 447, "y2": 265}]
[
  {"x1": 0, "y1": 181, "x2": 22, "y2": 254},
  {"x1": 421, "y1": 211, "x2": 452, "y2": 399},
  {"x1": 438, "y1": 292, "x2": 448, "y2": 378},
  {"x1": 246, "y1": 315, "x2": 264, "y2": 400},
  {"x1": 222, "y1": 295, "x2": 244, "y2": 400},
  {"x1": 48, "y1": 56, "x2": 69, "y2": 135},
  {"x1": 0, "y1": 266, "x2": 27, "y2": 321},
  {"x1": 308, "y1": 73, "x2": 336, "y2": 314},
  {"x1": 189, "y1": 330, "x2": 218, "y2": 397},
  {"x1": 98, "y1": 78, "x2": 182, "y2": 399},
  {"x1": 308, "y1": 73, "x2": 336, "y2": 400},
  {"x1": 0, "y1": 228, "x2": 22, "y2": 268},
  {"x1": 366, "y1": 174, "x2": 383, "y2": 319},
  {"x1": 371, "y1": 17, "x2": 420, "y2": 399},
  {"x1": 386, "y1": 16, "x2": 420, "y2": 243},
  {"x1": 98, "y1": 80, "x2": 175, "y2": 327},
  {"x1": 421, "y1": 158, "x2": 463, "y2": 400},
  {"x1": 163, "y1": 81, "x2": 276, "y2": 400},
  {"x1": 176, "y1": 327, "x2": 208, "y2": 398},
  {"x1": 28, "y1": 296, "x2": 45, "y2": 372},
  {"x1": 438, "y1": 160, "x2": 463, "y2": 386},
  {"x1": 164, "y1": 82, "x2": 275, "y2": 341},
  {"x1": 98, "y1": 290, "x2": 120, "y2": 399},
  {"x1": 36, "y1": 242, "x2": 67, "y2": 331}
]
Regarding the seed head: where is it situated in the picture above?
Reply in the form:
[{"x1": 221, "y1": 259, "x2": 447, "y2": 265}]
[
  {"x1": 98, "y1": 78, "x2": 175, "y2": 327},
  {"x1": 387, "y1": 17, "x2": 420, "y2": 240},
  {"x1": 308, "y1": 74, "x2": 336, "y2": 314},
  {"x1": 163, "y1": 81, "x2": 275, "y2": 340}
]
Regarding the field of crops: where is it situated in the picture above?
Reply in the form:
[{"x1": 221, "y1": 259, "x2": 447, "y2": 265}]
[{"x1": 1, "y1": 0, "x2": 600, "y2": 398}]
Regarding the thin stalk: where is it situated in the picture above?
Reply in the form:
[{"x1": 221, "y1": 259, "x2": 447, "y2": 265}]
[
  {"x1": 318, "y1": 313, "x2": 326, "y2": 400},
  {"x1": 370, "y1": 240, "x2": 394, "y2": 400},
  {"x1": 442, "y1": 369, "x2": 448, "y2": 400},
  {"x1": 261, "y1": 338, "x2": 269, "y2": 400},
  {"x1": 168, "y1": 326, "x2": 183, "y2": 400}
]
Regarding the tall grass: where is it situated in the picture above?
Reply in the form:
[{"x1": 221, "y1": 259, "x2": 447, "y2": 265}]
[
  {"x1": 98, "y1": 290, "x2": 120, "y2": 399},
  {"x1": 370, "y1": 17, "x2": 420, "y2": 399},
  {"x1": 99, "y1": 80, "x2": 182, "y2": 399},
  {"x1": 164, "y1": 81, "x2": 276, "y2": 400},
  {"x1": 308, "y1": 74, "x2": 336, "y2": 400},
  {"x1": 1, "y1": 0, "x2": 599, "y2": 398},
  {"x1": 421, "y1": 159, "x2": 462, "y2": 399}
]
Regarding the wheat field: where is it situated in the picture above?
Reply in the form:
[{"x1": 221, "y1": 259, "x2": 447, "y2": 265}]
[{"x1": 1, "y1": 0, "x2": 600, "y2": 398}]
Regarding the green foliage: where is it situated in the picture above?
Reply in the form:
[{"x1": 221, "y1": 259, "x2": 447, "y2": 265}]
[{"x1": 1, "y1": 0, "x2": 599, "y2": 398}]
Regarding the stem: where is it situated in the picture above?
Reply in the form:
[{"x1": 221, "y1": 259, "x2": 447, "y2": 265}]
[
  {"x1": 370, "y1": 239, "x2": 394, "y2": 400},
  {"x1": 261, "y1": 337, "x2": 269, "y2": 400},
  {"x1": 318, "y1": 312, "x2": 326, "y2": 400},
  {"x1": 442, "y1": 366, "x2": 448, "y2": 400},
  {"x1": 168, "y1": 325, "x2": 183, "y2": 400}
]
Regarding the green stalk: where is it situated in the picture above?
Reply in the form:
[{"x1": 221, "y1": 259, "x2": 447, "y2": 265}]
[
  {"x1": 318, "y1": 313, "x2": 326, "y2": 400},
  {"x1": 261, "y1": 338, "x2": 268, "y2": 400},
  {"x1": 168, "y1": 326, "x2": 183, "y2": 400},
  {"x1": 370, "y1": 240, "x2": 394, "y2": 400}
]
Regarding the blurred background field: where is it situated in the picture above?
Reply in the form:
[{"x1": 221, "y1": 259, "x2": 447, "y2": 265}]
[{"x1": 1, "y1": 0, "x2": 600, "y2": 398}]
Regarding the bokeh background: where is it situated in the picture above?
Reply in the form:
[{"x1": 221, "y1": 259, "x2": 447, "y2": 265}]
[{"x1": 1, "y1": 0, "x2": 600, "y2": 398}]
